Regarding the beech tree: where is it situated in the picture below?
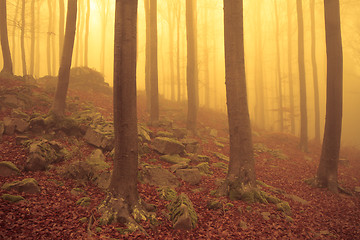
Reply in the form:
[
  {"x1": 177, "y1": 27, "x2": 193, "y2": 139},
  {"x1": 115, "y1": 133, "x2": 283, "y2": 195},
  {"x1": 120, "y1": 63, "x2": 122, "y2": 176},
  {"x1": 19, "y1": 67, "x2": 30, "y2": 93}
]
[
  {"x1": 316, "y1": 0, "x2": 343, "y2": 193},
  {"x1": 218, "y1": 0, "x2": 256, "y2": 197},
  {"x1": 150, "y1": 0, "x2": 159, "y2": 123},
  {"x1": 51, "y1": 0, "x2": 77, "y2": 116},
  {"x1": 59, "y1": 0, "x2": 65, "y2": 60},
  {"x1": 0, "y1": 0, "x2": 13, "y2": 74},
  {"x1": 20, "y1": 0, "x2": 26, "y2": 76}
]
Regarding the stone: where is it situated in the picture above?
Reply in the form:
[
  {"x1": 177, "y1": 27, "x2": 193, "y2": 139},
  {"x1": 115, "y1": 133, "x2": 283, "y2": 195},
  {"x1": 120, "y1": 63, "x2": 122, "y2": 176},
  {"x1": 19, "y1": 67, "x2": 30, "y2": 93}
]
[
  {"x1": 11, "y1": 109, "x2": 30, "y2": 121},
  {"x1": 15, "y1": 135, "x2": 30, "y2": 145},
  {"x1": 153, "y1": 137, "x2": 185, "y2": 155},
  {"x1": 169, "y1": 162, "x2": 189, "y2": 172},
  {"x1": 175, "y1": 168, "x2": 202, "y2": 185},
  {"x1": 196, "y1": 162, "x2": 212, "y2": 175},
  {"x1": 261, "y1": 212, "x2": 271, "y2": 221},
  {"x1": 156, "y1": 131, "x2": 174, "y2": 138},
  {"x1": 84, "y1": 128, "x2": 114, "y2": 151},
  {"x1": 13, "y1": 118, "x2": 29, "y2": 133},
  {"x1": 207, "y1": 200, "x2": 222, "y2": 210},
  {"x1": 76, "y1": 197, "x2": 91, "y2": 207},
  {"x1": 3, "y1": 117, "x2": 15, "y2": 135},
  {"x1": 169, "y1": 193, "x2": 197, "y2": 230},
  {"x1": 29, "y1": 116, "x2": 46, "y2": 134},
  {"x1": 0, "y1": 161, "x2": 20, "y2": 177},
  {"x1": 1, "y1": 194, "x2": 25, "y2": 203},
  {"x1": 173, "y1": 128, "x2": 187, "y2": 139},
  {"x1": 157, "y1": 187, "x2": 178, "y2": 201},
  {"x1": 160, "y1": 155, "x2": 191, "y2": 165},
  {"x1": 209, "y1": 129, "x2": 218, "y2": 137},
  {"x1": 139, "y1": 165, "x2": 179, "y2": 188},
  {"x1": 212, "y1": 152, "x2": 229, "y2": 162},
  {"x1": 138, "y1": 126, "x2": 151, "y2": 142},
  {"x1": 86, "y1": 149, "x2": 109, "y2": 171},
  {"x1": 60, "y1": 161, "x2": 98, "y2": 183},
  {"x1": 3, "y1": 94, "x2": 25, "y2": 108},
  {"x1": 339, "y1": 158, "x2": 350, "y2": 167},
  {"x1": 182, "y1": 139, "x2": 199, "y2": 154},
  {"x1": 2, "y1": 178, "x2": 41, "y2": 194}
]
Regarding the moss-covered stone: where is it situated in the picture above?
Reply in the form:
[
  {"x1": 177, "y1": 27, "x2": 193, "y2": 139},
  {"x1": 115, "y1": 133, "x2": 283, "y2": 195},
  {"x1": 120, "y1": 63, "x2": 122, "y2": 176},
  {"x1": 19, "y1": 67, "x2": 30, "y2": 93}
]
[
  {"x1": 1, "y1": 194, "x2": 25, "y2": 203},
  {"x1": 214, "y1": 141, "x2": 225, "y2": 148},
  {"x1": 0, "y1": 161, "x2": 20, "y2": 176},
  {"x1": 196, "y1": 162, "x2": 212, "y2": 175},
  {"x1": 212, "y1": 152, "x2": 229, "y2": 162},
  {"x1": 169, "y1": 193, "x2": 198, "y2": 230},
  {"x1": 2, "y1": 178, "x2": 40, "y2": 194},
  {"x1": 211, "y1": 162, "x2": 228, "y2": 170},
  {"x1": 157, "y1": 187, "x2": 177, "y2": 201},
  {"x1": 157, "y1": 131, "x2": 174, "y2": 138},
  {"x1": 207, "y1": 200, "x2": 222, "y2": 210},
  {"x1": 276, "y1": 201, "x2": 292, "y2": 216},
  {"x1": 159, "y1": 154, "x2": 191, "y2": 165},
  {"x1": 76, "y1": 197, "x2": 91, "y2": 207},
  {"x1": 71, "y1": 188, "x2": 85, "y2": 196},
  {"x1": 263, "y1": 192, "x2": 282, "y2": 204}
]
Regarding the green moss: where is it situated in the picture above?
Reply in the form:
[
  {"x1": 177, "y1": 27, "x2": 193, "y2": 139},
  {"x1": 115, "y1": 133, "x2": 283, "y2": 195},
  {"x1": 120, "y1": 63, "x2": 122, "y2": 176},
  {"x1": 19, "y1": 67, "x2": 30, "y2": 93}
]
[
  {"x1": 276, "y1": 201, "x2": 291, "y2": 215},
  {"x1": 225, "y1": 203, "x2": 234, "y2": 208},
  {"x1": 0, "y1": 161, "x2": 20, "y2": 173},
  {"x1": 95, "y1": 227, "x2": 102, "y2": 233},
  {"x1": 79, "y1": 217, "x2": 88, "y2": 223},
  {"x1": 156, "y1": 137, "x2": 183, "y2": 146},
  {"x1": 157, "y1": 187, "x2": 178, "y2": 201},
  {"x1": 196, "y1": 162, "x2": 212, "y2": 175},
  {"x1": 157, "y1": 131, "x2": 173, "y2": 138},
  {"x1": 211, "y1": 162, "x2": 228, "y2": 170},
  {"x1": 2, "y1": 194, "x2": 25, "y2": 203},
  {"x1": 263, "y1": 192, "x2": 281, "y2": 204},
  {"x1": 212, "y1": 152, "x2": 229, "y2": 162},
  {"x1": 214, "y1": 141, "x2": 225, "y2": 148},
  {"x1": 169, "y1": 193, "x2": 198, "y2": 229},
  {"x1": 160, "y1": 155, "x2": 190, "y2": 165},
  {"x1": 76, "y1": 197, "x2": 91, "y2": 207},
  {"x1": 71, "y1": 188, "x2": 85, "y2": 195}
]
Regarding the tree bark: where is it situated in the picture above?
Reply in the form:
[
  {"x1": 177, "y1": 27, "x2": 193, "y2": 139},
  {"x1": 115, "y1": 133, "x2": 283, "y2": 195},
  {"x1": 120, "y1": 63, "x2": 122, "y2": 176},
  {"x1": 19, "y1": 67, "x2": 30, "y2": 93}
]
[
  {"x1": 52, "y1": 1, "x2": 57, "y2": 76},
  {"x1": 150, "y1": 0, "x2": 159, "y2": 123},
  {"x1": 186, "y1": 0, "x2": 198, "y2": 131},
  {"x1": 144, "y1": 0, "x2": 151, "y2": 111},
  {"x1": 296, "y1": 0, "x2": 308, "y2": 152},
  {"x1": 223, "y1": 0, "x2": 255, "y2": 186},
  {"x1": 168, "y1": 2, "x2": 175, "y2": 102},
  {"x1": 59, "y1": 0, "x2": 65, "y2": 61},
  {"x1": 287, "y1": 0, "x2": 295, "y2": 135},
  {"x1": 0, "y1": 0, "x2": 13, "y2": 74},
  {"x1": 30, "y1": 0, "x2": 35, "y2": 76},
  {"x1": 316, "y1": 0, "x2": 343, "y2": 193},
  {"x1": 47, "y1": 0, "x2": 52, "y2": 75},
  {"x1": 84, "y1": 0, "x2": 90, "y2": 66},
  {"x1": 176, "y1": 1, "x2": 181, "y2": 102},
  {"x1": 203, "y1": 6, "x2": 210, "y2": 108},
  {"x1": 11, "y1": 0, "x2": 20, "y2": 74},
  {"x1": 51, "y1": 0, "x2": 77, "y2": 116},
  {"x1": 21, "y1": 0, "x2": 27, "y2": 76},
  {"x1": 310, "y1": 0, "x2": 321, "y2": 143}
]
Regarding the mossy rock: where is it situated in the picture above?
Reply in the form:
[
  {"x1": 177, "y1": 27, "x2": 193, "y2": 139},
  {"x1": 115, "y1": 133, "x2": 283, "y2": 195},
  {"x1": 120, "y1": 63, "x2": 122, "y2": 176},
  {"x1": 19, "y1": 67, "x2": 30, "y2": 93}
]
[
  {"x1": 157, "y1": 131, "x2": 174, "y2": 138},
  {"x1": 1, "y1": 194, "x2": 25, "y2": 203},
  {"x1": 157, "y1": 187, "x2": 178, "y2": 201},
  {"x1": 71, "y1": 188, "x2": 85, "y2": 196},
  {"x1": 2, "y1": 178, "x2": 40, "y2": 194},
  {"x1": 196, "y1": 162, "x2": 212, "y2": 175},
  {"x1": 76, "y1": 197, "x2": 91, "y2": 207},
  {"x1": 263, "y1": 192, "x2": 282, "y2": 204},
  {"x1": 214, "y1": 141, "x2": 225, "y2": 148},
  {"x1": 276, "y1": 201, "x2": 292, "y2": 216},
  {"x1": 0, "y1": 161, "x2": 20, "y2": 177},
  {"x1": 211, "y1": 162, "x2": 228, "y2": 170},
  {"x1": 159, "y1": 154, "x2": 191, "y2": 165},
  {"x1": 212, "y1": 152, "x2": 229, "y2": 162},
  {"x1": 169, "y1": 193, "x2": 198, "y2": 230},
  {"x1": 229, "y1": 186, "x2": 268, "y2": 204},
  {"x1": 207, "y1": 200, "x2": 222, "y2": 210}
]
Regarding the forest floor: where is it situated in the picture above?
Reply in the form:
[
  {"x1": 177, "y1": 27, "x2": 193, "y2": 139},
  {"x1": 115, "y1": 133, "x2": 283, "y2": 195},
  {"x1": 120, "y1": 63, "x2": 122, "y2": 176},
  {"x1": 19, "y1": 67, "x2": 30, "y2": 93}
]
[{"x1": 0, "y1": 76, "x2": 360, "y2": 239}]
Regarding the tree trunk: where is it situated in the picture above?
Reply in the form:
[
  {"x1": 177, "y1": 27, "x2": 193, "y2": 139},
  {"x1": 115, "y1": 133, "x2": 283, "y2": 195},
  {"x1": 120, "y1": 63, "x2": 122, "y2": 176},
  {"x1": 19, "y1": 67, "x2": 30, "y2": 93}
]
[
  {"x1": 59, "y1": 0, "x2": 65, "y2": 61},
  {"x1": 203, "y1": 6, "x2": 210, "y2": 108},
  {"x1": 223, "y1": 0, "x2": 255, "y2": 186},
  {"x1": 29, "y1": 0, "x2": 35, "y2": 76},
  {"x1": 74, "y1": 1, "x2": 81, "y2": 67},
  {"x1": 12, "y1": 0, "x2": 20, "y2": 74},
  {"x1": 287, "y1": 0, "x2": 295, "y2": 135},
  {"x1": 35, "y1": 0, "x2": 40, "y2": 77},
  {"x1": 176, "y1": 1, "x2": 181, "y2": 102},
  {"x1": 51, "y1": 0, "x2": 77, "y2": 117},
  {"x1": 296, "y1": 0, "x2": 308, "y2": 152},
  {"x1": 84, "y1": 0, "x2": 90, "y2": 67},
  {"x1": 52, "y1": 2, "x2": 57, "y2": 76},
  {"x1": 186, "y1": 0, "x2": 198, "y2": 131},
  {"x1": 0, "y1": 0, "x2": 13, "y2": 74},
  {"x1": 316, "y1": 0, "x2": 343, "y2": 193},
  {"x1": 150, "y1": 0, "x2": 159, "y2": 123},
  {"x1": 144, "y1": 0, "x2": 151, "y2": 111},
  {"x1": 310, "y1": 0, "x2": 321, "y2": 143},
  {"x1": 168, "y1": 2, "x2": 175, "y2": 102},
  {"x1": 274, "y1": 0, "x2": 283, "y2": 132},
  {"x1": 21, "y1": 0, "x2": 27, "y2": 76},
  {"x1": 47, "y1": 0, "x2": 52, "y2": 75}
]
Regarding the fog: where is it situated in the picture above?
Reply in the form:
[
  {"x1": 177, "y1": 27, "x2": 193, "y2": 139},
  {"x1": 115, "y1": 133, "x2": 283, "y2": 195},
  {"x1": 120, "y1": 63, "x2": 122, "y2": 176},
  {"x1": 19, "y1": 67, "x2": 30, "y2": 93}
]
[{"x1": 1, "y1": 0, "x2": 359, "y2": 147}]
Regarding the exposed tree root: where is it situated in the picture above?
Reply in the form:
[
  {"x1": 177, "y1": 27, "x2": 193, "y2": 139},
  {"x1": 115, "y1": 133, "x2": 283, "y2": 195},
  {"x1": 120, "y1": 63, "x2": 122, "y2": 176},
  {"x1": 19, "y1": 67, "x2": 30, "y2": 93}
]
[{"x1": 305, "y1": 177, "x2": 352, "y2": 195}]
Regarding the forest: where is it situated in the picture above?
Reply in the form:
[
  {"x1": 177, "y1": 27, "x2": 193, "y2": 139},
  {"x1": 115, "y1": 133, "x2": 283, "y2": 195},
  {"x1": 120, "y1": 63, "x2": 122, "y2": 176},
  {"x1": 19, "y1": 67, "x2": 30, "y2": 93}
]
[{"x1": 0, "y1": 0, "x2": 359, "y2": 239}]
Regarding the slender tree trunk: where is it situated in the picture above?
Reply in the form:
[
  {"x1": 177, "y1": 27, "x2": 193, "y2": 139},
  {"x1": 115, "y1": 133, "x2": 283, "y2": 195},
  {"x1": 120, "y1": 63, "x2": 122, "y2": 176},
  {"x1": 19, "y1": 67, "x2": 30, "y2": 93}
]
[
  {"x1": 287, "y1": 0, "x2": 295, "y2": 135},
  {"x1": 99, "y1": 0, "x2": 109, "y2": 75},
  {"x1": 20, "y1": 0, "x2": 26, "y2": 76},
  {"x1": 0, "y1": 0, "x2": 13, "y2": 74},
  {"x1": 296, "y1": 0, "x2": 308, "y2": 152},
  {"x1": 84, "y1": 0, "x2": 90, "y2": 67},
  {"x1": 144, "y1": 0, "x2": 151, "y2": 111},
  {"x1": 176, "y1": 2, "x2": 181, "y2": 102},
  {"x1": 59, "y1": 0, "x2": 65, "y2": 61},
  {"x1": 168, "y1": 3, "x2": 175, "y2": 102},
  {"x1": 78, "y1": 2, "x2": 84, "y2": 66},
  {"x1": 316, "y1": 0, "x2": 343, "y2": 193},
  {"x1": 52, "y1": 2, "x2": 57, "y2": 76},
  {"x1": 186, "y1": 0, "x2": 198, "y2": 131},
  {"x1": 51, "y1": 0, "x2": 77, "y2": 116},
  {"x1": 47, "y1": 0, "x2": 52, "y2": 75},
  {"x1": 11, "y1": 0, "x2": 20, "y2": 74},
  {"x1": 35, "y1": 0, "x2": 40, "y2": 77},
  {"x1": 223, "y1": 0, "x2": 255, "y2": 187},
  {"x1": 74, "y1": 1, "x2": 81, "y2": 67},
  {"x1": 203, "y1": 6, "x2": 210, "y2": 108},
  {"x1": 29, "y1": 0, "x2": 35, "y2": 76},
  {"x1": 150, "y1": 0, "x2": 159, "y2": 123},
  {"x1": 274, "y1": 0, "x2": 283, "y2": 132},
  {"x1": 310, "y1": 0, "x2": 321, "y2": 143}
]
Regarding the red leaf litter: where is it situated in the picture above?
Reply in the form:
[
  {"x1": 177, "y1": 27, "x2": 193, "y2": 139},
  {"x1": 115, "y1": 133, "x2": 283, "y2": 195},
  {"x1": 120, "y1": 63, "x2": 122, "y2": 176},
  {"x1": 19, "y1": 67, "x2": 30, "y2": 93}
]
[{"x1": 1, "y1": 77, "x2": 359, "y2": 240}]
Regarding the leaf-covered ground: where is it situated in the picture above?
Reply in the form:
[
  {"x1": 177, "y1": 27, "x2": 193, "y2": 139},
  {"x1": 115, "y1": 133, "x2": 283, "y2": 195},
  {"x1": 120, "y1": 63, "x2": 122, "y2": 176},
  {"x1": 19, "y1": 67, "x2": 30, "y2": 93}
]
[{"x1": 1, "y1": 77, "x2": 359, "y2": 239}]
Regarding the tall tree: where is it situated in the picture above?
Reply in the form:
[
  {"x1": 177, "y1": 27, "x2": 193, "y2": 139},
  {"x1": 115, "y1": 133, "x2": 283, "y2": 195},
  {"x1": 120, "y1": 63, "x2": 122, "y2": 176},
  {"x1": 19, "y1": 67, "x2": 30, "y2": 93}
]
[
  {"x1": 149, "y1": 0, "x2": 159, "y2": 123},
  {"x1": 203, "y1": 5, "x2": 210, "y2": 108},
  {"x1": 84, "y1": 0, "x2": 90, "y2": 66},
  {"x1": 98, "y1": 0, "x2": 150, "y2": 230},
  {"x1": 47, "y1": 0, "x2": 52, "y2": 75},
  {"x1": 51, "y1": 0, "x2": 77, "y2": 116},
  {"x1": 35, "y1": 0, "x2": 41, "y2": 77},
  {"x1": 219, "y1": 0, "x2": 256, "y2": 196},
  {"x1": 0, "y1": 0, "x2": 13, "y2": 74},
  {"x1": 11, "y1": 0, "x2": 20, "y2": 74},
  {"x1": 186, "y1": 0, "x2": 198, "y2": 131},
  {"x1": 274, "y1": 0, "x2": 284, "y2": 132},
  {"x1": 97, "y1": 0, "x2": 110, "y2": 74},
  {"x1": 316, "y1": 0, "x2": 343, "y2": 193},
  {"x1": 310, "y1": 0, "x2": 321, "y2": 143},
  {"x1": 20, "y1": 0, "x2": 26, "y2": 76},
  {"x1": 287, "y1": 0, "x2": 295, "y2": 134},
  {"x1": 296, "y1": 0, "x2": 308, "y2": 152},
  {"x1": 167, "y1": 1, "x2": 175, "y2": 101},
  {"x1": 52, "y1": 2, "x2": 58, "y2": 75},
  {"x1": 30, "y1": 0, "x2": 35, "y2": 76},
  {"x1": 59, "y1": 0, "x2": 65, "y2": 60},
  {"x1": 176, "y1": 1, "x2": 181, "y2": 102}
]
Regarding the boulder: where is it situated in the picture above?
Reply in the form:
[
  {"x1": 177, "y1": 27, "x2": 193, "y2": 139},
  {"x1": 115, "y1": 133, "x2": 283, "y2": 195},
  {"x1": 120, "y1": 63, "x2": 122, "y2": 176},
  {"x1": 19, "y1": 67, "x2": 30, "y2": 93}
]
[
  {"x1": 3, "y1": 94, "x2": 26, "y2": 109},
  {"x1": 60, "y1": 161, "x2": 98, "y2": 184},
  {"x1": 1, "y1": 194, "x2": 25, "y2": 203},
  {"x1": 153, "y1": 137, "x2": 185, "y2": 155},
  {"x1": 175, "y1": 168, "x2": 202, "y2": 185},
  {"x1": 0, "y1": 161, "x2": 20, "y2": 177},
  {"x1": 212, "y1": 152, "x2": 229, "y2": 162},
  {"x1": 182, "y1": 139, "x2": 199, "y2": 154},
  {"x1": 84, "y1": 128, "x2": 114, "y2": 151},
  {"x1": 138, "y1": 126, "x2": 151, "y2": 142},
  {"x1": 2, "y1": 178, "x2": 41, "y2": 194},
  {"x1": 160, "y1": 155, "x2": 191, "y2": 165},
  {"x1": 156, "y1": 131, "x2": 174, "y2": 138},
  {"x1": 173, "y1": 128, "x2": 187, "y2": 139},
  {"x1": 209, "y1": 129, "x2": 218, "y2": 137},
  {"x1": 13, "y1": 118, "x2": 29, "y2": 133},
  {"x1": 139, "y1": 165, "x2": 179, "y2": 188},
  {"x1": 29, "y1": 116, "x2": 46, "y2": 134},
  {"x1": 3, "y1": 117, "x2": 15, "y2": 135},
  {"x1": 11, "y1": 109, "x2": 30, "y2": 121},
  {"x1": 86, "y1": 149, "x2": 110, "y2": 171},
  {"x1": 169, "y1": 162, "x2": 189, "y2": 173},
  {"x1": 169, "y1": 193, "x2": 197, "y2": 230},
  {"x1": 196, "y1": 162, "x2": 212, "y2": 175}
]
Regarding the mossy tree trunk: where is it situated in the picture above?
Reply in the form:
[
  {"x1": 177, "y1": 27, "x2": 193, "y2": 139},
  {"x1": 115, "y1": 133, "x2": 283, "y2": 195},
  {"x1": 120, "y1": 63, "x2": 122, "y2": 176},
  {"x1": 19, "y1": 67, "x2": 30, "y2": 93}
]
[
  {"x1": 0, "y1": 0, "x2": 13, "y2": 75},
  {"x1": 221, "y1": 0, "x2": 256, "y2": 197},
  {"x1": 316, "y1": 0, "x2": 343, "y2": 193},
  {"x1": 51, "y1": 0, "x2": 77, "y2": 117}
]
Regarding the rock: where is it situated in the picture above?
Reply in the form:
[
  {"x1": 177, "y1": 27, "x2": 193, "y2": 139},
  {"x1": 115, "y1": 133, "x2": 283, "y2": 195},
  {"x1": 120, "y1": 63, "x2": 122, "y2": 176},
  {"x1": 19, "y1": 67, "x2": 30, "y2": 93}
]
[
  {"x1": 276, "y1": 201, "x2": 292, "y2": 216},
  {"x1": 138, "y1": 126, "x2": 151, "y2": 142},
  {"x1": 207, "y1": 200, "x2": 222, "y2": 210},
  {"x1": 3, "y1": 94, "x2": 26, "y2": 108},
  {"x1": 173, "y1": 128, "x2": 187, "y2": 139},
  {"x1": 70, "y1": 188, "x2": 85, "y2": 196},
  {"x1": 15, "y1": 135, "x2": 30, "y2": 145},
  {"x1": 29, "y1": 116, "x2": 46, "y2": 134},
  {"x1": 339, "y1": 158, "x2": 350, "y2": 166},
  {"x1": 190, "y1": 154, "x2": 210, "y2": 163},
  {"x1": 175, "y1": 168, "x2": 202, "y2": 185},
  {"x1": 156, "y1": 131, "x2": 174, "y2": 138},
  {"x1": 13, "y1": 118, "x2": 29, "y2": 133},
  {"x1": 11, "y1": 109, "x2": 30, "y2": 121},
  {"x1": 95, "y1": 171, "x2": 111, "y2": 190},
  {"x1": 182, "y1": 139, "x2": 199, "y2": 154},
  {"x1": 0, "y1": 161, "x2": 20, "y2": 177},
  {"x1": 157, "y1": 187, "x2": 178, "y2": 201},
  {"x1": 212, "y1": 152, "x2": 229, "y2": 162},
  {"x1": 239, "y1": 221, "x2": 248, "y2": 230},
  {"x1": 86, "y1": 149, "x2": 109, "y2": 171},
  {"x1": 60, "y1": 161, "x2": 98, "y2": 183},
  {"x1": 261, "y1": 212, "x2": 271, "y2": 221},
  {"x1": 169, "y1": 193, "x2": 197, "y2": 230},
  {"x1": 84, "y1": 128, "x2": 114, "y2": 151},
  {"x1": 2, "y1": 178, "x2": 41, "y2": 194},
  {"x1": 169, "y1": 162, "x2": 189, "y2": 172},
  {"x1": 1, "y1": 194, "x2": 25, "y2": 203},
  {"x1": 153, "y1": 137, "x2": 185, "y2": 155},
  {"x1": 160, "y1": 154, "x2": 191, "y2": 165},
  {"x1": 3, "y1": 117, "x2": 15, "y2": 135},
  {"x1": 139, "y1": 165, "x2": 179, "y2": 188},
  {"x1": 211, "y1": 162, "x2": 228, "y2": 170},
  {"x1": 209, "y1": 129, "x2": 218, "y2": 137},
  {"x1": 196, "y1": 162, "x2": 212, "y2": 175}
]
